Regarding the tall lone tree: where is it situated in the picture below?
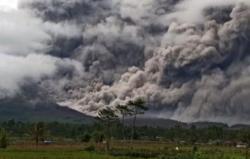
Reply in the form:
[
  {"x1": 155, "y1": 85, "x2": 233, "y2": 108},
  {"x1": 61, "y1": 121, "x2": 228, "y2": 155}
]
[
  {"x1": 98, "y1": 107, "x2": 118, "y2": 152},
  {"x1": 243, "y1": 132, "x2": 250, "y2": 159},
  {"x1": 116, "y1": 104, "x2": 132, "y2": 140},
  {"x1": 0, "y1": 128, "x2": 8, "y2": 149},
  {"x1": 127, "y1": 98, "x2": 148, "y2": 140},
  {"x1": 33, "y1": 122, "x2": 46, "y2": 146}
]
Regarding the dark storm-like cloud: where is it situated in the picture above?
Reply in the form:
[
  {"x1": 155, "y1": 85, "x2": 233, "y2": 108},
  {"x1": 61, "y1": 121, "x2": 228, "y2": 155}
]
[{"x1": 3, "y1": 0, "x2": 250, "y2": 124}]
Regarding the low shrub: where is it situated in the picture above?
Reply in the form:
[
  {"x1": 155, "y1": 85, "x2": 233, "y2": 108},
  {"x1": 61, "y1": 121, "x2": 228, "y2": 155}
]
[{"x1": 84, "y1": 145, "x2": 96, "y2": 152}]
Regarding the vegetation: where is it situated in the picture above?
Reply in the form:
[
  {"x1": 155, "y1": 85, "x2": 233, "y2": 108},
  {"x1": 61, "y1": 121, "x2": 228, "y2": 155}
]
[
  {"x1": 127, "y1": 98, "x2": 148, "y2": 140},
  {"x1": 0, "y1": 128, "x2": 8, "y2": 149},
  {"x1": 116, "y1": 104, "x2": 132, "y2": 140},
  {"x1": 2, "y1": 119, "x2": 250, "y2": 145},
  {"x1": 32, "y1": 122, "x2": 46, "y2": 145},
  {"x1": 80, "y1": 133, "x2": 91, "y2": 143},
  {"x1": 98, "y1": 107, "x2": 118, "y2": 151},
  {"x1": 1, "y1": 99, "x2": 250, "y2": 158},
  {"x1": 0, "y1": 142, "x2": 249, "y2": 159}
]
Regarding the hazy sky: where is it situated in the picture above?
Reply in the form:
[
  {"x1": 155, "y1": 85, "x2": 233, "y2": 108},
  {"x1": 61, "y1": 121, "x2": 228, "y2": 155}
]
[{"x1": 0, "y1": 0, "x2": 18, "y2": 10}]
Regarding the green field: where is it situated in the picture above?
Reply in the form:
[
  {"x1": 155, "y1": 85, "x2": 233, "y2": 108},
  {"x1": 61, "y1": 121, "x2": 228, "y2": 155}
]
[{"x1": 0, "y1": 142, "x2": 248, "y2": 159}]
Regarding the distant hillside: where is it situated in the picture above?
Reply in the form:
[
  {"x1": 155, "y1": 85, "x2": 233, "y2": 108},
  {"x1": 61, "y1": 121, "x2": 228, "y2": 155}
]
[
  {"x1": 125, "y1": 117, "x2": 188, "y2": 129},
  {"x1": 124, "y1": 117, "x2": 250, "y2": 129},
  {"x1": 0, "y1": 99, "x2": 94, "y2": 124},
  {"x1": 1, "y1": 98, "x2": 249, "y2": 129},
  {"x1": 190, "y1": 121, "x2": 228, "y2": 129},
  {"x1": 230, "y1": 124, "x2": 250, "y2": 130}
]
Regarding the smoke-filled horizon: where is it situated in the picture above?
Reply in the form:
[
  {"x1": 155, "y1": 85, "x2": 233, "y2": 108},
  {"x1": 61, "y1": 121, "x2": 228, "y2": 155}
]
[{"x1": 1, "y1": 0, "x2": 250, "y2": 125}]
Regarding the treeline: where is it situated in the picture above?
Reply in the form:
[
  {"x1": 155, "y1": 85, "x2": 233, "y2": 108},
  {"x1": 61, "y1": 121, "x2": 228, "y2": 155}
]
[
  {"x1": 1, "y1": 119, "x2": 250, "y2": 144},
  {"x1": 0, "y1": 120, "x2": 95, "y2": 139},
  {"x1": 1, "y1": 98, "x2": 250, "y2": 149},
  {"x1": 0, "y1": 98, "x2": 149, "y2": 150}
]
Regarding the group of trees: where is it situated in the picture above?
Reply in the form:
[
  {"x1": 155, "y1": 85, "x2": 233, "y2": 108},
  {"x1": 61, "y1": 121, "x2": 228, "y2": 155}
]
[
  {"x1": 0, "y1": 122, "x2": 46, "y2": 149},
  {"x1": 0, "y1": 98, "x2": 149, "y2": 150},
  {"x1": 2, "y1": 119, "x2": 250, "y2": 151},
  {"x1": 2, "y1": 97, "x2": 250, "y2": 152},
  {"x1": 33, "y1": 122, "x2": 46, "y2": 146},
  {"x1": 98, "y1": 98, "x2": 148, "y2": 151}
]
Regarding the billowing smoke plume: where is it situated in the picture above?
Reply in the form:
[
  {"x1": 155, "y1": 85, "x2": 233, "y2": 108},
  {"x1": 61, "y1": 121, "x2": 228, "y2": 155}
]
[
  {"x1": 1, "y1": 0, "x2": 250, "y2": 124},
  {"x1": 0, "y1": 0, "x2": 83, "y2": 99}
]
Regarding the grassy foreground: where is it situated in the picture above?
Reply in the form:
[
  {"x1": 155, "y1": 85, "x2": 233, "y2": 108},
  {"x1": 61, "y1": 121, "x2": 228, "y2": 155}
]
[{"x1": 0, "y1": 142, "x2": 247, "y2": 159}]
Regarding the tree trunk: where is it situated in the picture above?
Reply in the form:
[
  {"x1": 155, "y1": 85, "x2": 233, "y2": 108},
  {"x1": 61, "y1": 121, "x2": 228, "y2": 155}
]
[
  {"x1": 106, "y1": 122, "x2": 111, "y2": 152},
  {"x1": 132, "y1": 112, "x2": 137, "y2": 140},
  {"x1": 35, "y1": 134, "x2": 39, "y2": 146},
  {"x1": 122, "y1": 114, "x2": 125, "y2": 141},
  {"x1": 246, "y1": 147, "x2": 248, "y2": 159}
]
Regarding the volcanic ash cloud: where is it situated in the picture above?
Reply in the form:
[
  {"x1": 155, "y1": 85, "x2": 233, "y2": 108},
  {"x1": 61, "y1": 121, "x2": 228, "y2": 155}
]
[{"x1": 7, "y1": 0, "x2": 250, "y2": 124}]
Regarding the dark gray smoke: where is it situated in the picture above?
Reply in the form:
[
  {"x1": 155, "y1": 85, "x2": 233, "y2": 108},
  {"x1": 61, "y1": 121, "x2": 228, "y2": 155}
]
[{"x1": 2, "y1": 0, "x2": 250, "y2": 125}]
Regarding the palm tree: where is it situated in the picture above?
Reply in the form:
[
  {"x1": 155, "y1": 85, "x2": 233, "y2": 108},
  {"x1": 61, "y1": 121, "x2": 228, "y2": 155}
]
[
  {"x1": 127, "y1": 98, "x2": 148, "y2": 140},
  {"x1": 116, "y1": 104, "x2": 132, "y2": 140},
  {"x1": 98, "y1": 107, "x2": 118, "y2": 151}
]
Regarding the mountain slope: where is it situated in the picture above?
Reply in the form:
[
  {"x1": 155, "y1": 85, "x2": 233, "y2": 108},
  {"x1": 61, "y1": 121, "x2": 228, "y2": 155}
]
[
  {"x1": 0, "y1": 98, "x2": 247, "y2": 129},
  {"x1": 125, "y1": 117, "x2": 188, "y2": 129},
  {"x1": 0, "y1": 99, "x2": 94, "y2": 123}
]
